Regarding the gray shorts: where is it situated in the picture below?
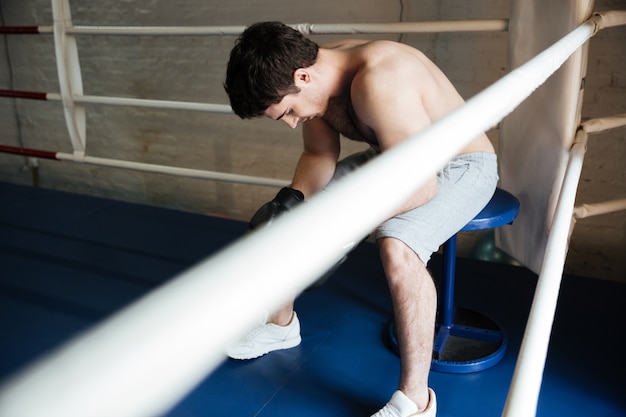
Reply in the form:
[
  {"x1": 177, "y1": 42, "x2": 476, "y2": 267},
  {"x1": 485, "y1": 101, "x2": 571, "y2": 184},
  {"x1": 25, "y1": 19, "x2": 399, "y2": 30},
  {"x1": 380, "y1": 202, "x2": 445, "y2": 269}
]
[{"x1": 332, "y1": 148, "x2": 499, "y2": 265}]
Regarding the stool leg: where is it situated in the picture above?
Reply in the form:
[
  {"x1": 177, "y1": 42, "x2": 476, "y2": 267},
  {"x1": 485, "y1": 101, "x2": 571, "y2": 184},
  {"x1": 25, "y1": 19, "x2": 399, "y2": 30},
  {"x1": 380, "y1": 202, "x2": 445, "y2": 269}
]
[
  {"x1": 392, "y1": 232, "x2": 508, "y2": 372},
  {"x1": 432, "y1": 233, "x2": 508, "y2": 373},
  {"x1": 432, "y1": 235, "x2": 457, "y2": 361},
  {"x1": 441, "y1": 235, "x2": 457, "y2": 328}
]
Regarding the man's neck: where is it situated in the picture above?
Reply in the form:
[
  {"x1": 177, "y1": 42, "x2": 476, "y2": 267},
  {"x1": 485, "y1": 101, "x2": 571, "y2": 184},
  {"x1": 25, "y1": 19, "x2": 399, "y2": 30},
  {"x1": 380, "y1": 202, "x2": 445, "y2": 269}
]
[{"x1": 315, "y1": 48, "x2": 360, "y2": 98}]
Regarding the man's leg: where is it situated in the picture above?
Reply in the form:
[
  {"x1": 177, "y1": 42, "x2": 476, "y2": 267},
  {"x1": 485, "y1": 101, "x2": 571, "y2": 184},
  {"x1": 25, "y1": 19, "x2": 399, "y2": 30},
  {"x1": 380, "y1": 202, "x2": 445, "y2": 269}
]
[
  {"x1": 268, "y1": 301, "x2": 296, "y2": 325},
  {"x1": 378, "y1": 237, "x2": 437, "y2": 414}
]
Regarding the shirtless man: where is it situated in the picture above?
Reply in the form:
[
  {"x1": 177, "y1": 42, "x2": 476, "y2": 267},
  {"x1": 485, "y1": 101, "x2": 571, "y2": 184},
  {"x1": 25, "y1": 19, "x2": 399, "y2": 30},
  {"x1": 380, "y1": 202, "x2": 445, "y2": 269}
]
[{"x1": 223, "y1": 22, "x2": 498, "y2": 417}]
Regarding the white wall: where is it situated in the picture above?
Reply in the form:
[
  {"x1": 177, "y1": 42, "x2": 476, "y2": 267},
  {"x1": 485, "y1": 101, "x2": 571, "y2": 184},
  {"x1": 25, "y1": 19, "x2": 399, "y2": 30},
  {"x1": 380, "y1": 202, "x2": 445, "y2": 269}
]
[{"x1": 0, "y1": 0, "x2": 624, "y2": 281}]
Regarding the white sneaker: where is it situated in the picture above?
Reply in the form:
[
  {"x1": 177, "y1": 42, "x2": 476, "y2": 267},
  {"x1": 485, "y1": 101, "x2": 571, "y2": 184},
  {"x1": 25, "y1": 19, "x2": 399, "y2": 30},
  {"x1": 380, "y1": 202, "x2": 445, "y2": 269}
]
[
  {"x1": 371, "y1": 389, "x2": 437, "y2": 417},
  {"x1": 226, "y1": 312, "x2": 301, "y2": 360}
]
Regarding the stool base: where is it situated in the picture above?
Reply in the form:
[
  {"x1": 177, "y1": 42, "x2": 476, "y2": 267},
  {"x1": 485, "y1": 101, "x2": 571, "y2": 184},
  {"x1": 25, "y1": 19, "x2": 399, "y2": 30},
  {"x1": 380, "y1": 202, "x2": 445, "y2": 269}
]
[{"x1": 387, "y1": 308, "x2": 507, "y2": 373}]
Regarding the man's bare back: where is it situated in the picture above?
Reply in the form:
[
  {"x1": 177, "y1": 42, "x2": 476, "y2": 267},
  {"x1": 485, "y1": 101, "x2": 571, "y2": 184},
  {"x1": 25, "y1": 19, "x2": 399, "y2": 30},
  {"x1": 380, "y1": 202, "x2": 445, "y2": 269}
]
[{"x1": 316, "y1": 40, "x2": 494, "y2": 156}]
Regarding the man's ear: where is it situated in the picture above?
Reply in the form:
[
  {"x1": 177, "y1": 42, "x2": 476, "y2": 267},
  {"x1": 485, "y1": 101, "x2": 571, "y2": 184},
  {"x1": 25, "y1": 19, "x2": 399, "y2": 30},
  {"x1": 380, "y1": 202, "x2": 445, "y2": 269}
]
[{"x1": 293, "y1": 68, "x2": 310, "y2": 86}]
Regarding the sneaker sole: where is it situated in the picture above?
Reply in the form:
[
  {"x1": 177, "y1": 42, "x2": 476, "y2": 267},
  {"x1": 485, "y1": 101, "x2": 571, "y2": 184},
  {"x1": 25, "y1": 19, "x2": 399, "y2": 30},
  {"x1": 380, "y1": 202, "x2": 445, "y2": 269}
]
[{"x1": 228, "y1": 335, "x2": 302, "y2": 360}]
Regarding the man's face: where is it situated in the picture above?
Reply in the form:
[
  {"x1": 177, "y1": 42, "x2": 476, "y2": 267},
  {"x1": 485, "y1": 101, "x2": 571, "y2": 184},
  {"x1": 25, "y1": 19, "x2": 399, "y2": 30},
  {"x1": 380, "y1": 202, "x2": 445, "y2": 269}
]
[
  {"x1": 263, "y1": 69, "x2": 325, "y2": 129},
  {"x1": 264, "y1": 92, "x2": 320, "y2": 129}
]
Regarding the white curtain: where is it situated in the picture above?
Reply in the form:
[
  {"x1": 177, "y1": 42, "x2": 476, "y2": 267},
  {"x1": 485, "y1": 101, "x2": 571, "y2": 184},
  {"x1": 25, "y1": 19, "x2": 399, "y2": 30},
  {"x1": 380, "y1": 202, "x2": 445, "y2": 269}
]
[{"x1": 497, "y1": 0, "x2": 594, "y2": 273}]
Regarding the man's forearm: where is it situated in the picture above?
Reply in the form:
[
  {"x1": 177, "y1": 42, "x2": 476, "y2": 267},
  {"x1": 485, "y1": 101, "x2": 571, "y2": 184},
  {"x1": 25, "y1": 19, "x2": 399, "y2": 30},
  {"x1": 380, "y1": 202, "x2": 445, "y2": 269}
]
[{"x1": 290, "y1": 151, "x2": 338, "y2": 199}]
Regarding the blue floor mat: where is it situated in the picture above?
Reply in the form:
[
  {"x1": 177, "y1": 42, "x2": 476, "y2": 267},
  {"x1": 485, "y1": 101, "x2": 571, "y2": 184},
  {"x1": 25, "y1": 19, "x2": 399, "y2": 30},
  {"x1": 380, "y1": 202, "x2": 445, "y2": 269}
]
[{"x1": 0, "y1": 182, "x2": 624, "y2": 416}]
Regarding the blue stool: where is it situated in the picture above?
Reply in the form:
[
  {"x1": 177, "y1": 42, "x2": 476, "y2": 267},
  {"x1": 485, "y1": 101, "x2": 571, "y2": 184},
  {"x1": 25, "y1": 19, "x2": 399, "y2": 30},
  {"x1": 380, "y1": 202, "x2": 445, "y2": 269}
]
[{"x1": 388, "y1": 187, "x2": 520, "y2": 373}]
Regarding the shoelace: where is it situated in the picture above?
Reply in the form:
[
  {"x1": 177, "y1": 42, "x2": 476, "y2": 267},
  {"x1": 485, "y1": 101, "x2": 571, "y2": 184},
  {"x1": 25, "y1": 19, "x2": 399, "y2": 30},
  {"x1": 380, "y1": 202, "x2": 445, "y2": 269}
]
[{"x1": 244, "y1": 320, "x2": 277, "y2": 340}]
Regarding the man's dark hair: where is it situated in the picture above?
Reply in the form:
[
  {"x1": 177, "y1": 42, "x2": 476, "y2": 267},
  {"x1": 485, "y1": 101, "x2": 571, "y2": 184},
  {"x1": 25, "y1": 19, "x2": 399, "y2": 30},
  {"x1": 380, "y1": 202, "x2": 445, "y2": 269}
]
[{"x1": 224, "y1": 21, "x2": 319, "y2": 119}]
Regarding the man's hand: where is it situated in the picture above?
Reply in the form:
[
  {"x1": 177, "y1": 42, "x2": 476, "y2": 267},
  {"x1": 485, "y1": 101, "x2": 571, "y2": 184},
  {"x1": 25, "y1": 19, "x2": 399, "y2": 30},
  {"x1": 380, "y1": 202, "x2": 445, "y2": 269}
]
[{"x1": 248, "y1": 187, "x2": 305, "y2": 230}]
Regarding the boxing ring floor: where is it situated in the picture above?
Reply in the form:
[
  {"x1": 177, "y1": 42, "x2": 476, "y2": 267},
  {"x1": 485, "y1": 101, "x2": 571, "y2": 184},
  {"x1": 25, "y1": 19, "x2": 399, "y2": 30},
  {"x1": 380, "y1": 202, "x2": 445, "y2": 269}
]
[{"x1": 0, "y1": 181, "x2": 624, "y2": 417}]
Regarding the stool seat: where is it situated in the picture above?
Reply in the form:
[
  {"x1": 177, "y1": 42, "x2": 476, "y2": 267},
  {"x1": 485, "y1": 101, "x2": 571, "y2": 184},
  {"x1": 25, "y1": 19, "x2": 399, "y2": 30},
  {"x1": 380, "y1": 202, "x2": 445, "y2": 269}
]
[
  {"x1": 388, "y1": 188, "x2": 520, "y2": 373},
  {"x1": 461, "y1": 188, "x2": 520, "y2": 232}
]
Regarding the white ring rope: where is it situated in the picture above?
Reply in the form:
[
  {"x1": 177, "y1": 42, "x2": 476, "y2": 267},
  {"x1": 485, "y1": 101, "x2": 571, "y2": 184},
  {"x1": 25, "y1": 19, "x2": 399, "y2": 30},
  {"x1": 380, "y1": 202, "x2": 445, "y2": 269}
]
[
  {"x1": 33, "y1": 20, "x2": 510, "y2": 36},
  {"x1": 55, "y1": 151, "x2": 290, "y2": 187},
  {"x1": 0, "y1": 11, "x2": 623, "y2": 417},
  {"x1": 44, "y1": 92, "x2": 234, "y2": 113}
]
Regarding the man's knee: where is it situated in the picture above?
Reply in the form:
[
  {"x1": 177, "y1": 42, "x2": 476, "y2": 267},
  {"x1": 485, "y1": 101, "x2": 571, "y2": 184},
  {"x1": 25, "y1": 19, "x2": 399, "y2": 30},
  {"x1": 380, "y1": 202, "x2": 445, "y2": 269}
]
[{"x1": 378, "y1": 238, "x2": 426, "y2": 277}]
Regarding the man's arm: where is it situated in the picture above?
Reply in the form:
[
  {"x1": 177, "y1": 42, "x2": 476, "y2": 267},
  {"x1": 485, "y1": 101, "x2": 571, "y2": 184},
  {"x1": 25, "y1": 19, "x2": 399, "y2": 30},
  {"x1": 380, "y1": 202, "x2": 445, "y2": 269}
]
[
  {"x1": 246, "y1": 118, "x2": 339, "y2": 231},
  {"x1": 351, "y1": 62, "x2": 438, "y2": 216},
  {"x1": 290, "y1": 117, "x2": 341, "y2": 199}
]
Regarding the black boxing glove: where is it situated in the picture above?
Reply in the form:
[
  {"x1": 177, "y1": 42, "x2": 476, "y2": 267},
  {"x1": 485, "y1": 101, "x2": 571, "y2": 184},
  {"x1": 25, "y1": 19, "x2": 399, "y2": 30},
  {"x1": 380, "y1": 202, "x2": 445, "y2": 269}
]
[{"x1": 248, "y1": 187, "x2": 305, "y2": 231}]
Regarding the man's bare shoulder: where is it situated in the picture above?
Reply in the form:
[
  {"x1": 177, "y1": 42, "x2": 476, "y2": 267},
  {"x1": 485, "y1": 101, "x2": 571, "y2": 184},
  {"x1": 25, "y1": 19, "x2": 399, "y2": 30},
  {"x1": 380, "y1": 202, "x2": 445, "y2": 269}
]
[
  {"x1": 322, "y1": 40, "x2": 430, "y2": 80},
  {"x1": 321, "y1": 39, "x2": 416, "y2": 54},
  {"x1": 321, "y1": 39, "x2": 369, "y2": 50},
  {"x1": 352, "y1": 43, "x2": 432, "y2": 87}
]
